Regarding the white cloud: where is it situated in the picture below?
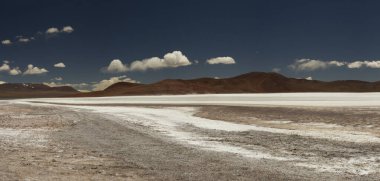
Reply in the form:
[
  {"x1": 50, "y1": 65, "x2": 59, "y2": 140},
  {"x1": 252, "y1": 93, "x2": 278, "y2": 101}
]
[
  {"x1": 162, "y1": 51, "x2": 192, "y2": 67},
  {"x1": 46, "y1": 27, "x2": 60, "y2": 34},
  {"x1": 54, "y1": 62, "x2": 66, "y2": 68},
  {"x1": 104, "y1": 51, "x2": 192, "y2": 73},
  {"x1": 1, "y1": 40, "x2": 12, "y2": 45},
  {"x1": 329, "y1": 60, "x2": 346, "y2": 67},
  {"x1": 347, "y1": 61, "x2": 363, "y2": 69},
  {"x1": 23, "y1": 64, "x2": 49, "y2": 75},
  {"x1": 366, "y1": 61, "x2": 380, "y2": 68},
  {"x1": 289, "y1": 58, "x2": 380, "y2": 71},
  {"x1": 0, "y1": 62, "x2": 21, "y2": 75},
  {"x1": 129, "y1": 57, "x2": 162, "y2": 71},
  {"x1": 44, "y1": 82, "x2": 61, "y2": 87},
  {"x1": 0, "y1": 81, "x2": 6, "y2": 84},
  {"x1": 9, "y1": 68, "x2": 22, "y2": 75},
  {"x1": 130, "y1": 51, "x2": 192, "y2": 71},
  {"x1": 305, "y1": 77, "x2": 313, "y2": 80},
  {"x1": 272, "y1": 68, "x2": 281, "y2": 73},
  {"x1": 206, "y1": 57, "x2": 236, "y2": 65},
  {"x1": 61, "y1": 26, "x2": 74, "y2": 33},
  {"x1": 92, "y1": 75, "x2": 139, "y2": 91},
  {"x1": 54, "y1": 77, "x2": 63, "y2": 81},
  {"x1": 47, "y1": 26, "x2": 74, "y2": 34},
  {"x1": 289, "y1": 59, "x2": 346, "y2": 71},
  {"x1": 0, "y1": 63, "x2": 10, "y2": 72},
  {"x1": 18, "y1": 37, "x2": 30, "y2": 43},
  {"x1": 104, "y1": 59, "x2": 129, "y2": 73},
  {"x1": 2, "y1": 26, "x2": 74, "y2": 46},
  {"x1": 44, "y1": 82, "x2": 88, "y2": 90},
  {"x1": 347, "y1": 61, "x2": 380, "y2": 69}
]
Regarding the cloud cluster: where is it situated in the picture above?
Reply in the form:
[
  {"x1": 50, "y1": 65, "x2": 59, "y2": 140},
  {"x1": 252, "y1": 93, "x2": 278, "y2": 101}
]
[
  {"x1": 1, "y1": 26, "x2": 74, "y2": 46},
  {"x1": 92, "y1": 75, "x2": 139, "y2": 91},
  {"x1": 288, "y1": 59, "x2": 380, "y2": 71},
  {"x1": 16, "y1": 35, "x2": 35, "y2": 43},
  {"x1": 1, "y1": 40, "x2": 12, "y2": 45},
  {"x1": 46, "y1": 26, "x2": 74, "y2": 34},
  {"x1": 206, "y1": 57, "x2": 236, "y2": 65},
  {"x1": 347, "y1": 61, "x2": 380, "y2": 69},
  {"x1": 23, "y1": 64, "x2": 49, "y2": 75},
  {"x1": 44, "y1": 82, "x2": 89, "y2": 92},
  {"x1": 104, "y1": 51, "x2": 192, "y2": 73},
  {"x1": 0, "y1": 60, "x2": 50, "y2": 76},
  {"x1": 0, "y1": 61, "x2": 22, "y2": 75},
  {"x1": 2, "y1": 36, "x2": 35, "y2": 45},
  {"x1": 289, "y1": 59, "x2": 346, "y2": 71},
  {"x1": 130, "y1": 51, "x2": 191, "y2": 71},
  {"x1": 54, "y1": 62, "x2": 66, "y2": 68}
]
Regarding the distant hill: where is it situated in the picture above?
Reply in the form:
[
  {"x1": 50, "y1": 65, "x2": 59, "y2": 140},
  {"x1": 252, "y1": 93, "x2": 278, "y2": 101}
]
[
  {"x1": 74, "y1": 72, "x2": 380, "y2": 97},
  {"x1": 0, "y1": 83, "x2": 78, "y2": 98},
  {"x1": 2, "y1": 72, "x2": 380, "y2": 99}
]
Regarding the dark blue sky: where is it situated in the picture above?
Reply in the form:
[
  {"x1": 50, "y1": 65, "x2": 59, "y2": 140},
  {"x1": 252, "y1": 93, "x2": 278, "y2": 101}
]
[{"x1": 1, "y1": 0, "x2": 380, "y2": 89}]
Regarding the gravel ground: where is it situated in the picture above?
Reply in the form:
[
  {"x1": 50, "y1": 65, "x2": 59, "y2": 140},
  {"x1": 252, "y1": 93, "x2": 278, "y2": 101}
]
[{"x1": 0, "y1": 102, "x2": 379, "y2": 180}]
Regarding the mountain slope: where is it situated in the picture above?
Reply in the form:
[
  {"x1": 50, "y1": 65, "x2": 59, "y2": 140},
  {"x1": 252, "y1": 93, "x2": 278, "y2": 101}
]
[
  {"x1": 75, "y1": 72, "x2": 380, "y2": 97},
  {"x1": 0, "y1": 83, "x2": 79, "y2": 98}
]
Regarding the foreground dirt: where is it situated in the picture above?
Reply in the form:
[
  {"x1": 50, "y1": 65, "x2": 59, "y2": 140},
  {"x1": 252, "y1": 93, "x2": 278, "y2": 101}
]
[
  {"x1": 0, "y1": 103, "x2": 379, "y2": 180},
  {"x1": 0, "y1": 104, "x2": 294, "y2": 180}
]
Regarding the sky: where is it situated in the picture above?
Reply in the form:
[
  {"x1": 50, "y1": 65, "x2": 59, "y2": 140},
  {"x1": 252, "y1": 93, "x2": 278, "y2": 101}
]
[{"x1": 1, "y1": 0, "x2": 380, "y2": 91}]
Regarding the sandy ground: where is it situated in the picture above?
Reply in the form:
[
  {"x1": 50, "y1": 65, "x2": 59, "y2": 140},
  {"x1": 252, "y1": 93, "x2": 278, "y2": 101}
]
[{"x1": 0, "y1": 100, "x2": 380, "y2": 180}]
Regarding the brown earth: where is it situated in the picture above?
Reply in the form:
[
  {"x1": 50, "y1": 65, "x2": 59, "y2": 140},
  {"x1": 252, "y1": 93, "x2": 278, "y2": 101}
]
[
  {"x1": 3, "y1": 72, "x2": 380, "y2": 98},
  {"x1": 0, "y1": 83, "x2": 78, "y2": 99},
  {"x1": 74, "y1": 72, "x2": 380, "y2": 97}
]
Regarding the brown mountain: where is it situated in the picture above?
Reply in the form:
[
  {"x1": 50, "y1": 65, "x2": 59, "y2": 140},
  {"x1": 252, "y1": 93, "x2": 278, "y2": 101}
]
[
  {"x1": 75, "y1": 72, "x2": 380, "y2": 97},
  {"x1": 0, "y1": 83, "x2": 79, "y2": 98}
]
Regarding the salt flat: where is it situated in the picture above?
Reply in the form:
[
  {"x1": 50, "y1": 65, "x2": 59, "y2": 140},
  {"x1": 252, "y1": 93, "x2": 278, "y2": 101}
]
[
  {"x1": 17, "y1": 92, "x2": 380, "y2": 107},
  {"x1": 1, "y1": 93, "x2": 380, "y2": 180}
]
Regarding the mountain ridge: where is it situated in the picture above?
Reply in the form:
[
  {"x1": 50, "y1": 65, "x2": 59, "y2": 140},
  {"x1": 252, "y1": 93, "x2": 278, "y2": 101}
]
[
  {"x1": 2, "y1": 72, "x2": 380, "y2": 98},
  {"x1": 72, "y1": 72, "x2": 380, "y2": 97},
  {"x1": 0, "y1": 83, "x2": 78, "y2": 98}
]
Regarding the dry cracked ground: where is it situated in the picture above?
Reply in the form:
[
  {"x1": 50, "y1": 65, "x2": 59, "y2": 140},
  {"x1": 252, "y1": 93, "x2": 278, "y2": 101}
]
[{"x1": 0, "y1": 101, "x2": 380, "y2": 180}]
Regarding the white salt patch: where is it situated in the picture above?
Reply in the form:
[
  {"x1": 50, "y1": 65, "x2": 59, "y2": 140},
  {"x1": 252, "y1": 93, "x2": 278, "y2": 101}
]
[
  {"x1": 266, "y1": 120, "x2": 293, "y2": 124},
  {"x1": 0, "y1": 128, "x2": 47, "y2": 147},
  {"x1": 296, "y1": 156, "x2": 380, "y2": 175},
  {"x1": 297, "y1": 122, "x2": 343, "y2": 128},
  {"x1": 17, "y1": 92, "x2": 380, "y2": 107},
  {"x1": 166, "y1": 129, "x2": 292, "y2": 161},
  {"x1": 14, "y1": 101, "x2": 380, "y2": 143}
]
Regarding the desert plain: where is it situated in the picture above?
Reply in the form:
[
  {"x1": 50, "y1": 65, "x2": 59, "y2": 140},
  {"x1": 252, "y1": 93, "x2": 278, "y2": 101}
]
[{"x1": 0, "y1": 93, "x2": 380, "y2": 180}]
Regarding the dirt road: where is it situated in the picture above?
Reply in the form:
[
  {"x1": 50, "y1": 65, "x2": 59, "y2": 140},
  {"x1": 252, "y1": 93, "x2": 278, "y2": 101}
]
[{"x1": 0, "y1": 101, "x2": 379, "y2": 180}]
